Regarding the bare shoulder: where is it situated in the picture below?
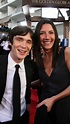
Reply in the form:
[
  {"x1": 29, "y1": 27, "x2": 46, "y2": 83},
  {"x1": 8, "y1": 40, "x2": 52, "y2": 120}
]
[
  {"x1": 64, "y1": 47, "x2": 70, "y2": 71},
  {"x1": 65, "y1": 47, "x2": 70, "y2": 54},
  {"x1": 64, "y1": 47, "x2": 70, "y2": 59}
]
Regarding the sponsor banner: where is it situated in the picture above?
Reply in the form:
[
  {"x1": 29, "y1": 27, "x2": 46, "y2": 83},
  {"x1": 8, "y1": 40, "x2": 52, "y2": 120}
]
[{"x1": 22, "y1": 0, "x2": 70, "y2": 8}]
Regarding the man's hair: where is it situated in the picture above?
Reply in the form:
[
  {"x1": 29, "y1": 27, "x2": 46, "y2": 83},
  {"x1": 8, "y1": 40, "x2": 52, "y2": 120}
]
[{"x1": 9, "y1": 25, "x2": 33, "y2": 44}]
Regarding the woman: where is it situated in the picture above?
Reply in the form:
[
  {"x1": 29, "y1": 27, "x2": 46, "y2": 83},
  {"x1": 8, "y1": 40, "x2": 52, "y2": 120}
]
[{"x1": 33, "y1": 18, "x2": 70, "y2": 124}]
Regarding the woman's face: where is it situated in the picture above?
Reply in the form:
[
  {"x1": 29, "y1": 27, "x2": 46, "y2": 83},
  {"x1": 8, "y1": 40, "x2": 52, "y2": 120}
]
[{"x1": 39, "y1": 24, "x2": 55, "y2": 51}]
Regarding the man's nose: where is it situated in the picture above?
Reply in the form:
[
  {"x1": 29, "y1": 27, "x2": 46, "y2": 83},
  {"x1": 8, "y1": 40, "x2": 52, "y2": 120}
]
[{"x1": 21, "y1": 41, "x2": 27, "y2": 47}]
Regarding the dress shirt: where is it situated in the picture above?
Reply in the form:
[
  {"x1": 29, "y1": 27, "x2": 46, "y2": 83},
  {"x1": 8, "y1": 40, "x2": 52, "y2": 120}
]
[{"x1": 0, "y1": 53, "x2": 26, "y2": 122}]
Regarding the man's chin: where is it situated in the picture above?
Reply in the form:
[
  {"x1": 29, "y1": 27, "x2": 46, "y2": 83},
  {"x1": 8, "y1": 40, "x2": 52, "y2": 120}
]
[
  {"x1": 18, "y1": 56, "x2": 25, "y2": 60},
  {"x1": 18, "y1": 53, "x2": 28, "y2": 60}
]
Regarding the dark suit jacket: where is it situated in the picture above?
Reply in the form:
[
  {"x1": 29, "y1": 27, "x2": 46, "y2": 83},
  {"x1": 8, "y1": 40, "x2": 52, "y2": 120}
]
[{"x1": 0, "y1": 54, "x2": 33, "y2": 104}]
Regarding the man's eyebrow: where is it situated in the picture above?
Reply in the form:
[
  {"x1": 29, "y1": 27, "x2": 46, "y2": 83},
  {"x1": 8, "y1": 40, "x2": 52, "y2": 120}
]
[{"x1": 15, "y1": 35, "x2": 23, "y2": 37}]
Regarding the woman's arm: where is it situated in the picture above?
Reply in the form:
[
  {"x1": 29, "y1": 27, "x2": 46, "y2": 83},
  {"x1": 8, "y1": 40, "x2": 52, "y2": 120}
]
[
  {"x1": 65, "y1": 47, "x2": 70, "y2": 71},
  {"x1": 31, "y1": 79, "x2": 41, "y2": 89},
  {"x1": 37, "y1": 85, "x2": 70, "y2": 112}
]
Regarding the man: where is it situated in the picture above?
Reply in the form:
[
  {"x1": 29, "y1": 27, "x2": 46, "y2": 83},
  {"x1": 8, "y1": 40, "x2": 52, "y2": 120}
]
[{"x1": 0, "y1": 26, "x2": 33, "y2": 124}]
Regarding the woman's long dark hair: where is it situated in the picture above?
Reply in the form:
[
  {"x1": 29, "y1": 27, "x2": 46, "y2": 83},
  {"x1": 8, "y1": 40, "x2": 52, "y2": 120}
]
[{"x1": 33, "y1": 18, "x2": 59, "y2": 68}]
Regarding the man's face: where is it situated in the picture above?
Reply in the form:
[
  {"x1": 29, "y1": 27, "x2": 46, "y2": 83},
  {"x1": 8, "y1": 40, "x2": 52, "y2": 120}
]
[{"x1": 10, "y1": 33, "x2": 32, "y2": 63}]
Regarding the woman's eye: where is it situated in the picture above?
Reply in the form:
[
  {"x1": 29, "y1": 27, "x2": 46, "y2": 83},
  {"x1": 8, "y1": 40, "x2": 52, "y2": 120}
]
[
  {"x1": 49, "y1": 31, "x2": 54, "y2": 34},
  {"x1": 40, "y1": 32, "x2": 45, "y2": 35}
]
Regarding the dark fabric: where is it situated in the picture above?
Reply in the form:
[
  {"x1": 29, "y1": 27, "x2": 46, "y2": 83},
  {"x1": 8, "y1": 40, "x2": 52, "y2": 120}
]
[
  {"x1": 39, "y1": 47, "x2": 70, "y2": 101},
  {"x1": 24, "y1": 57, "x2": 33, "y2": 104},
  {"x1": 0, "y1": 55, "x2": 33, "y2": 104},
  {"x1": 0, "y1": 54, "x2": 8, "y2": 102},
  {"x1": 0, "y1": 46, "x2": 10, "y2": 55},
  {"x1": 20, "y1": 110, "x2": 29, "y2": 124},
  {"x1": 34, "y1": 47, "x2": 70, "y2": 124},
  {"x1": 12, "y1": 65, "x2": 20, "y2": 124},
  {"x1": 34, "y1": 105, "x2": 51, "y2": 124},
  {"x1": 0, "y1": 110, "x2": 29, "y2": 124},
  {"x1": 34, "y1": 96, "x2": 70, "y2": 124},
  {"x1": 0, "y1": 55, "x2": 33, "y2": 123}
]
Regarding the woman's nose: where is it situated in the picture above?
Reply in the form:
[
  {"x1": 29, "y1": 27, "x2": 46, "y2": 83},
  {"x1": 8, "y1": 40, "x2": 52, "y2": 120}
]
[{"x1": 44, "y1": 32, "x2": 49, "y2": 38}]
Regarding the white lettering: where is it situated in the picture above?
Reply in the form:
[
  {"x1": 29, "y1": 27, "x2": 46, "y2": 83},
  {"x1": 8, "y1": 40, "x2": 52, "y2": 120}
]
[{"x1": 31, "y1": 0, "x2": 70, "y2": 6}]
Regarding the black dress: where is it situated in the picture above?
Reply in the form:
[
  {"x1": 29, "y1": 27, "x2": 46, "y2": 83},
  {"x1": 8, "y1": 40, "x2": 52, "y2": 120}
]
[{"x1": 34, "y1": 47, "x2": 70, "y2": 124}]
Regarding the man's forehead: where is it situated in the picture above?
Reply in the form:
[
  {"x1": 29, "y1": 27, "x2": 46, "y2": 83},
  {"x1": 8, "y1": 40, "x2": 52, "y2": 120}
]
[
  {"x1": 14, "y1": 34, "x2": 32, "y2": 41},
  {"x1": 15, "y1": 33, "x2": 31, "y2": 38}
]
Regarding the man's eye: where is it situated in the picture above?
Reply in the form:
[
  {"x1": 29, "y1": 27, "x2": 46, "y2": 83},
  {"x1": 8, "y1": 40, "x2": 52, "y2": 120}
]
[
  {"x1": 27, "y1": 40, "x2": 32, "y2": 44},
  {"x1": 17, "y1": 38, "x2": 22, "y2": 41},
  {"x1": 16, "y1": 37, "x2": 23, "y2": 42}
]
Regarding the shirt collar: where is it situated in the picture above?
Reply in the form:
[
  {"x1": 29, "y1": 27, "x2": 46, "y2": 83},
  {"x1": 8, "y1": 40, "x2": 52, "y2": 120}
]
[{"x1": 8, "y1": 53, "x2": 24, "y2": 70}]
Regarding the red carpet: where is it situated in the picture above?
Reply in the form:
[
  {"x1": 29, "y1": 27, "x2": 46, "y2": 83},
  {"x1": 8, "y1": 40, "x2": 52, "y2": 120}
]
[{"x1": 29, "y1": 88, "x2": 39, "y2": 124}]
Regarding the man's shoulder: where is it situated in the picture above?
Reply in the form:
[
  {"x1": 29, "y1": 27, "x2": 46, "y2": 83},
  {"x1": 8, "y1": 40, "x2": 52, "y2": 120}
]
[
  {"x1": 0, "y1": 54, "x2": 8, "y2": 64},
  {"x1": 0, "y1": 54, "x2": 8, "y2": 58}
]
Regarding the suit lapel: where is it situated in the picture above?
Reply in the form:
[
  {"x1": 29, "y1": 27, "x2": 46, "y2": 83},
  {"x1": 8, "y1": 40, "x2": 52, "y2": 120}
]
[
  {"x1": 0, "y1": 55, "x2": 8, "y2": 102},
  {"x1": 24, "y1": 57, "x2": 33, "y2": 83},
  {"x1": 24, "y1": 57, "x2": 33, "y2": 103}
]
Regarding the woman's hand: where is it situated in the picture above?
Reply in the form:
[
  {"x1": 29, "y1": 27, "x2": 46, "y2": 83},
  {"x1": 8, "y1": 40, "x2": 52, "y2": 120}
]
[
  {"x1": 36, "y1": 96, "x2": 55, "y2": 112},
  {"x1": 37, "y1": 85, "x2": 70, "y2": 112}
]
